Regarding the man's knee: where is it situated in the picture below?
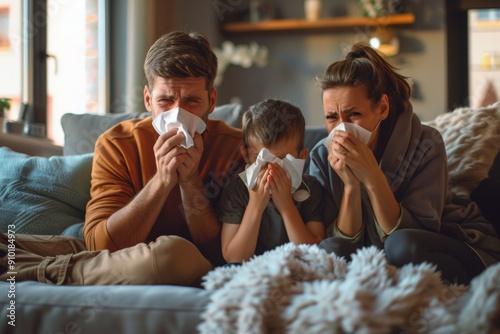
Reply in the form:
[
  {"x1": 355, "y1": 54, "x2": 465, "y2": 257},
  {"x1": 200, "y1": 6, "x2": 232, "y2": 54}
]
[
  {"x1": 150, "y1": 236, "x2": 213, "y2": 286},
  {"x1": 56, "y1": 236, "x2": 213, "y2": 286}
]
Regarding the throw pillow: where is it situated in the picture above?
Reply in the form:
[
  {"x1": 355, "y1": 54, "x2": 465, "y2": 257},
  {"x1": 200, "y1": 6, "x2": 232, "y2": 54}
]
[
  {"x1": 61, "y1": 112, "x2": 150, "y2": 155},
  {"x1": 0, "y1": 147, "x2": 93, "y2": 235},
  {"x1": 423, "y1": 102, "x2": 500, "y2": 197}
]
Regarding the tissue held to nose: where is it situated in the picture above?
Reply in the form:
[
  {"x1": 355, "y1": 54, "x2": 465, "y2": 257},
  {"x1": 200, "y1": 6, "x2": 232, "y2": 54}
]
[
  {"x1": 152, "y1": 107, "x2": 206, "y2": 148},
  {"x1": 323, "y1": 122, "x2": 374, "y2": 148},
  {"x1": 239, "y1": 148, "x2": 305, "y2": 193}
]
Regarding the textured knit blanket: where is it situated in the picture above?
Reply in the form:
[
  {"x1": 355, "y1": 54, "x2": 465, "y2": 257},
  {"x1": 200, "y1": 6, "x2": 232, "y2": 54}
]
[
  {"x1": 199, "y1": 244, "x2": 500, "y2": 334},
  {"x1": 423, "y1": 102, "x2": 500, "y2": 197}
]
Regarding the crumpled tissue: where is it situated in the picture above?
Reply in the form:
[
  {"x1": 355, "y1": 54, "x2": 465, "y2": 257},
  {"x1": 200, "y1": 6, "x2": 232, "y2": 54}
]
[
  {"x1": 152, "y1": 107, "x2": 206, "y2": 148},
  {"x1": 239, "y1": 148, "x2": 305, "y2": 193},
  {"x1": 323, "y1": 122, "x2": 372, "y2": 148}
]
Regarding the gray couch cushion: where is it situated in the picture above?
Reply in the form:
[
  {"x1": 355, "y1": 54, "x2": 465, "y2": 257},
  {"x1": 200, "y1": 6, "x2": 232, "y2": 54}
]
[
  {"x1": 61, "y1": 112, "x2": 150, "y2": 155},
  {"x1": 0, "y1": 281, "x2": 211, "y2": 334},
  {"x1": 304, "y1": 126, "x2": 328, "y2": 171},
  {"x1": 209, "y1": 103, "x2": 243, "y2": 128},
  {"x1": 304, "y1": 126, "x2": 328, "y2": 152}
]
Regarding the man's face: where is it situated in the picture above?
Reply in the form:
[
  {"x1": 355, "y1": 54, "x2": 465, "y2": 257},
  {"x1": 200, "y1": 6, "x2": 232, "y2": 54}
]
[{"x1": 144, "y1": 76, "x2": 217, "y2": 122}]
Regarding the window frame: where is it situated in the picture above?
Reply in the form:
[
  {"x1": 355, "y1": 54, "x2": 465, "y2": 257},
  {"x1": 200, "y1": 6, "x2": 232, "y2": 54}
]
[{"x1": 23, "y1": 0, "x2": 47, "y2": 126}]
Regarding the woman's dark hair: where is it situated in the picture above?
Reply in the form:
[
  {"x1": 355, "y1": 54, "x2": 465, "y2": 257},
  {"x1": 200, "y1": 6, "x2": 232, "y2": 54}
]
[
  {"x1": 317, "y1": 42, "x2": 411, "y2": 150},
  {"x1": 143, "y1": 31, "x2": 218, "y2": 92}
]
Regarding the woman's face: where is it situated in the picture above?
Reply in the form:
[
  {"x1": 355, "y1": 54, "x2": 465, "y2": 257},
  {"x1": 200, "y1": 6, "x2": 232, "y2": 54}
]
[{"x1": 322, "y1": 85, "x2": 388, "y2": 138}]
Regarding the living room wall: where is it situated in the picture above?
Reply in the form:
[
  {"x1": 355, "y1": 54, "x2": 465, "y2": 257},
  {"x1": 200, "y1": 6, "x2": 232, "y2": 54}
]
[{"x1": 166, "y1": 0, "x2": 447, "y2": 127}]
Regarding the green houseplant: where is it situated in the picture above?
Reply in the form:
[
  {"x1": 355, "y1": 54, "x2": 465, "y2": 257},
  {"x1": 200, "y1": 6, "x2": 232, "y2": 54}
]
[
  {"x1": 0, "y1": 97, "x2": 11, "y2": 118},
  {"x1": 0, "y1": 97, "x2": 11, "y2": 134}
]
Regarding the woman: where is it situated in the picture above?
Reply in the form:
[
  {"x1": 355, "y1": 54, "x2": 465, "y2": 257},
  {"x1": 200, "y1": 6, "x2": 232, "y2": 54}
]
[{"x1": 308, "y1": 42, "x2": 500, "y2": 285}]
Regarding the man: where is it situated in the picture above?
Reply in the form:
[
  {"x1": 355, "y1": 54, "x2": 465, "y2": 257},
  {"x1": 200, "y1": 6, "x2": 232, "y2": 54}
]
[{"x1": 0, "y1": 31, "x2": 244, "y2": 286}]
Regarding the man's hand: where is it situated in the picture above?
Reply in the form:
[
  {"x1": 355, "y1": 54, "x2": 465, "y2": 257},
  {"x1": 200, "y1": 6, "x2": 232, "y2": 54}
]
[
  {"x1": 153, "y1": 128, "x2": 190, "y2": 188},
  {"x1": 178, "y1": 132, "x2": 204, "y2": 184}
]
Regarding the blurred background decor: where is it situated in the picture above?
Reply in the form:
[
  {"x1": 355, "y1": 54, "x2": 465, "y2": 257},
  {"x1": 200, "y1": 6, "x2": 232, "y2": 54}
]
[{"x1": 213, "y1": 40, "x2": 269, "y2": 87}]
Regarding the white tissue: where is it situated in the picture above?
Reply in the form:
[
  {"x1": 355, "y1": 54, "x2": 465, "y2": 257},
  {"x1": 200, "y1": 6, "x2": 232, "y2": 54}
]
[
  {"x1": 239, "y1": 148, "x2": 305, "y2": 193},
  {"x1": 323, "y1": 122, "x2": 372, "y2": 148},
  {"x1": 152, "y1": 107, "x2": 206, "y2": 148}
]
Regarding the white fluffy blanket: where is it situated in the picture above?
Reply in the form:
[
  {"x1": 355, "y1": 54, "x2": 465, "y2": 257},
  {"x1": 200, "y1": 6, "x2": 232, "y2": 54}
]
[{"x1": 199, "y1": 244, "x2": 500, "y2": 334}]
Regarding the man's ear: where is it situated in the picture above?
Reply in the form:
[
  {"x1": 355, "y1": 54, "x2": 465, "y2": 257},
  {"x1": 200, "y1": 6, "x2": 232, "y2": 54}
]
[
  {"x1": 379, "y1": 94, "x2": 390, "y2": 120},
  {"x1": 208, "y1": 87, "x2": 217, "y2": 115},
  {"x1": 240, "y1": 145, "x2": 250, "y2": 164},
  {"x1": 144, "y1": 85, "x2": 153, "y2": 112},
  {"x1": 299, "y1": 147, "x2": 309, "y2": 160}
]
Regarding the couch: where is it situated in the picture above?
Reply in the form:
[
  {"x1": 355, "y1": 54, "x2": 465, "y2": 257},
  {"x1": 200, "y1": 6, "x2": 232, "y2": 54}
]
[{"x1": 0, "y1": 103, "x2": 499, "y2": 333}]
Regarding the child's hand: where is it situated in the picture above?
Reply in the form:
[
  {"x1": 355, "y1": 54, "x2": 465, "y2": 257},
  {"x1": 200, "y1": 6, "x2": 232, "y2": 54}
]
[
  {"x1": 248, "y1": 165, "x2": 271, "y2": 211},
  {"x1": 267, "y1": 163, "x2": 294, "y2": 212}
]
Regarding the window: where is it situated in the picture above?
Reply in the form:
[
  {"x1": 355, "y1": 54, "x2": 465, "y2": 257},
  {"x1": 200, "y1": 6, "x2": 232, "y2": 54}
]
[
  {"x1": 469, "y1": 9, "x2": 500, "y2": 108},
  {"x1": 47, "y1": 0, "x2": 87, "y2": 144},
  {"x1": 0, "y1": 0, "x2": 108, "y2": 146},
  {"x1": 446, "y1": 0, "x2": 500, "y2": 109},
  {"x1": 477, "y1": 9, "x2": 500, "y2": 21},
  {"x1": 0, "y1": 0, "x2": 22, "y2": 121},
  {"x1": 47, "y1": 0, "x2": 108, "y2": 145}
]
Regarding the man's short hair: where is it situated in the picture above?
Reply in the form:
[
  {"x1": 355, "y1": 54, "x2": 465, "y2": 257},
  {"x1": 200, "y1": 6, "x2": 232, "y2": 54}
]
[{"x1": 143, "y1": 31, "x2": 218, "y2": 91}]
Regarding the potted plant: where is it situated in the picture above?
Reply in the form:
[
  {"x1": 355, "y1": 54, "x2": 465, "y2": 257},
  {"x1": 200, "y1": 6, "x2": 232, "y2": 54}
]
[
  {"x1": 0, "y1": 97, "x2": 11, "y2": 133},
  {"x1": 0, "y1": 97, "x2": 10, "y2": 117}
]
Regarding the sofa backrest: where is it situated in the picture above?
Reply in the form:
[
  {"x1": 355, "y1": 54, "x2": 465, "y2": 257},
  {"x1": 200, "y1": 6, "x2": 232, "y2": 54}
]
[
  {"x1": 61, "y1": 104, "x2": 328, "y2": 156},
  {"x1": 60, "y1": 104, "x2": 244, "y2": 156}
]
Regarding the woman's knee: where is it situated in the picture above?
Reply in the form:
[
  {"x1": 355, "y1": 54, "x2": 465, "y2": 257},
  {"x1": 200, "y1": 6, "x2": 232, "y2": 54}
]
[
  {"x1": 319, "y1": 237, "x2": 361, "y2": 261},
  {"x1": 384, "y1": 229, "x2": 424, "y2": 267}
]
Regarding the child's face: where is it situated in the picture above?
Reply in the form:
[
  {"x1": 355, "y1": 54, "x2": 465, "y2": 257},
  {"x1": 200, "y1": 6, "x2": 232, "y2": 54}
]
[{"x1": 242, "y1": 137, "x2": 307, "y2": 164}]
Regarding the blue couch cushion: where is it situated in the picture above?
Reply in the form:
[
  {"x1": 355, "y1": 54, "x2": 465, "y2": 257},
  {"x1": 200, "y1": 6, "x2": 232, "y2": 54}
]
[{"x1": 0, "y1": 147, "x2": 93, "y2": 235}]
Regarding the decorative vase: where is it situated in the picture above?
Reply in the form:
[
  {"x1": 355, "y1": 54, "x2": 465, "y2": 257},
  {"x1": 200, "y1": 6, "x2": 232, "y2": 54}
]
[{"x1": 304, "y1": 0, "x2": 322, "y2": 21}]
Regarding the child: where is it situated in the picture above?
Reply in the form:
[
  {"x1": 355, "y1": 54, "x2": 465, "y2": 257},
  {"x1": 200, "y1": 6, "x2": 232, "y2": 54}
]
[{"x1": 219, "y1": 99, "x2": 326, "y2": 263}]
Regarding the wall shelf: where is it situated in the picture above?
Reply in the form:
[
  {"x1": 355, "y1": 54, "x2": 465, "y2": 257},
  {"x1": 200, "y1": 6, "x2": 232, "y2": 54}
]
[{"x1": 220, "y1": 13, "x2": 415, "y2": 33}]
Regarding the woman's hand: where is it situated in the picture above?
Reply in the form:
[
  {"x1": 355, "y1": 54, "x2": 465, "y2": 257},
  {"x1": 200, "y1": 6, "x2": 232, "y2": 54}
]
[
  {"x1": 327, "y1": 130, "x2": 360, "y2": 187},
  {"x1": 329, "y1": 130, "x2": 382, "y2": 188}
]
